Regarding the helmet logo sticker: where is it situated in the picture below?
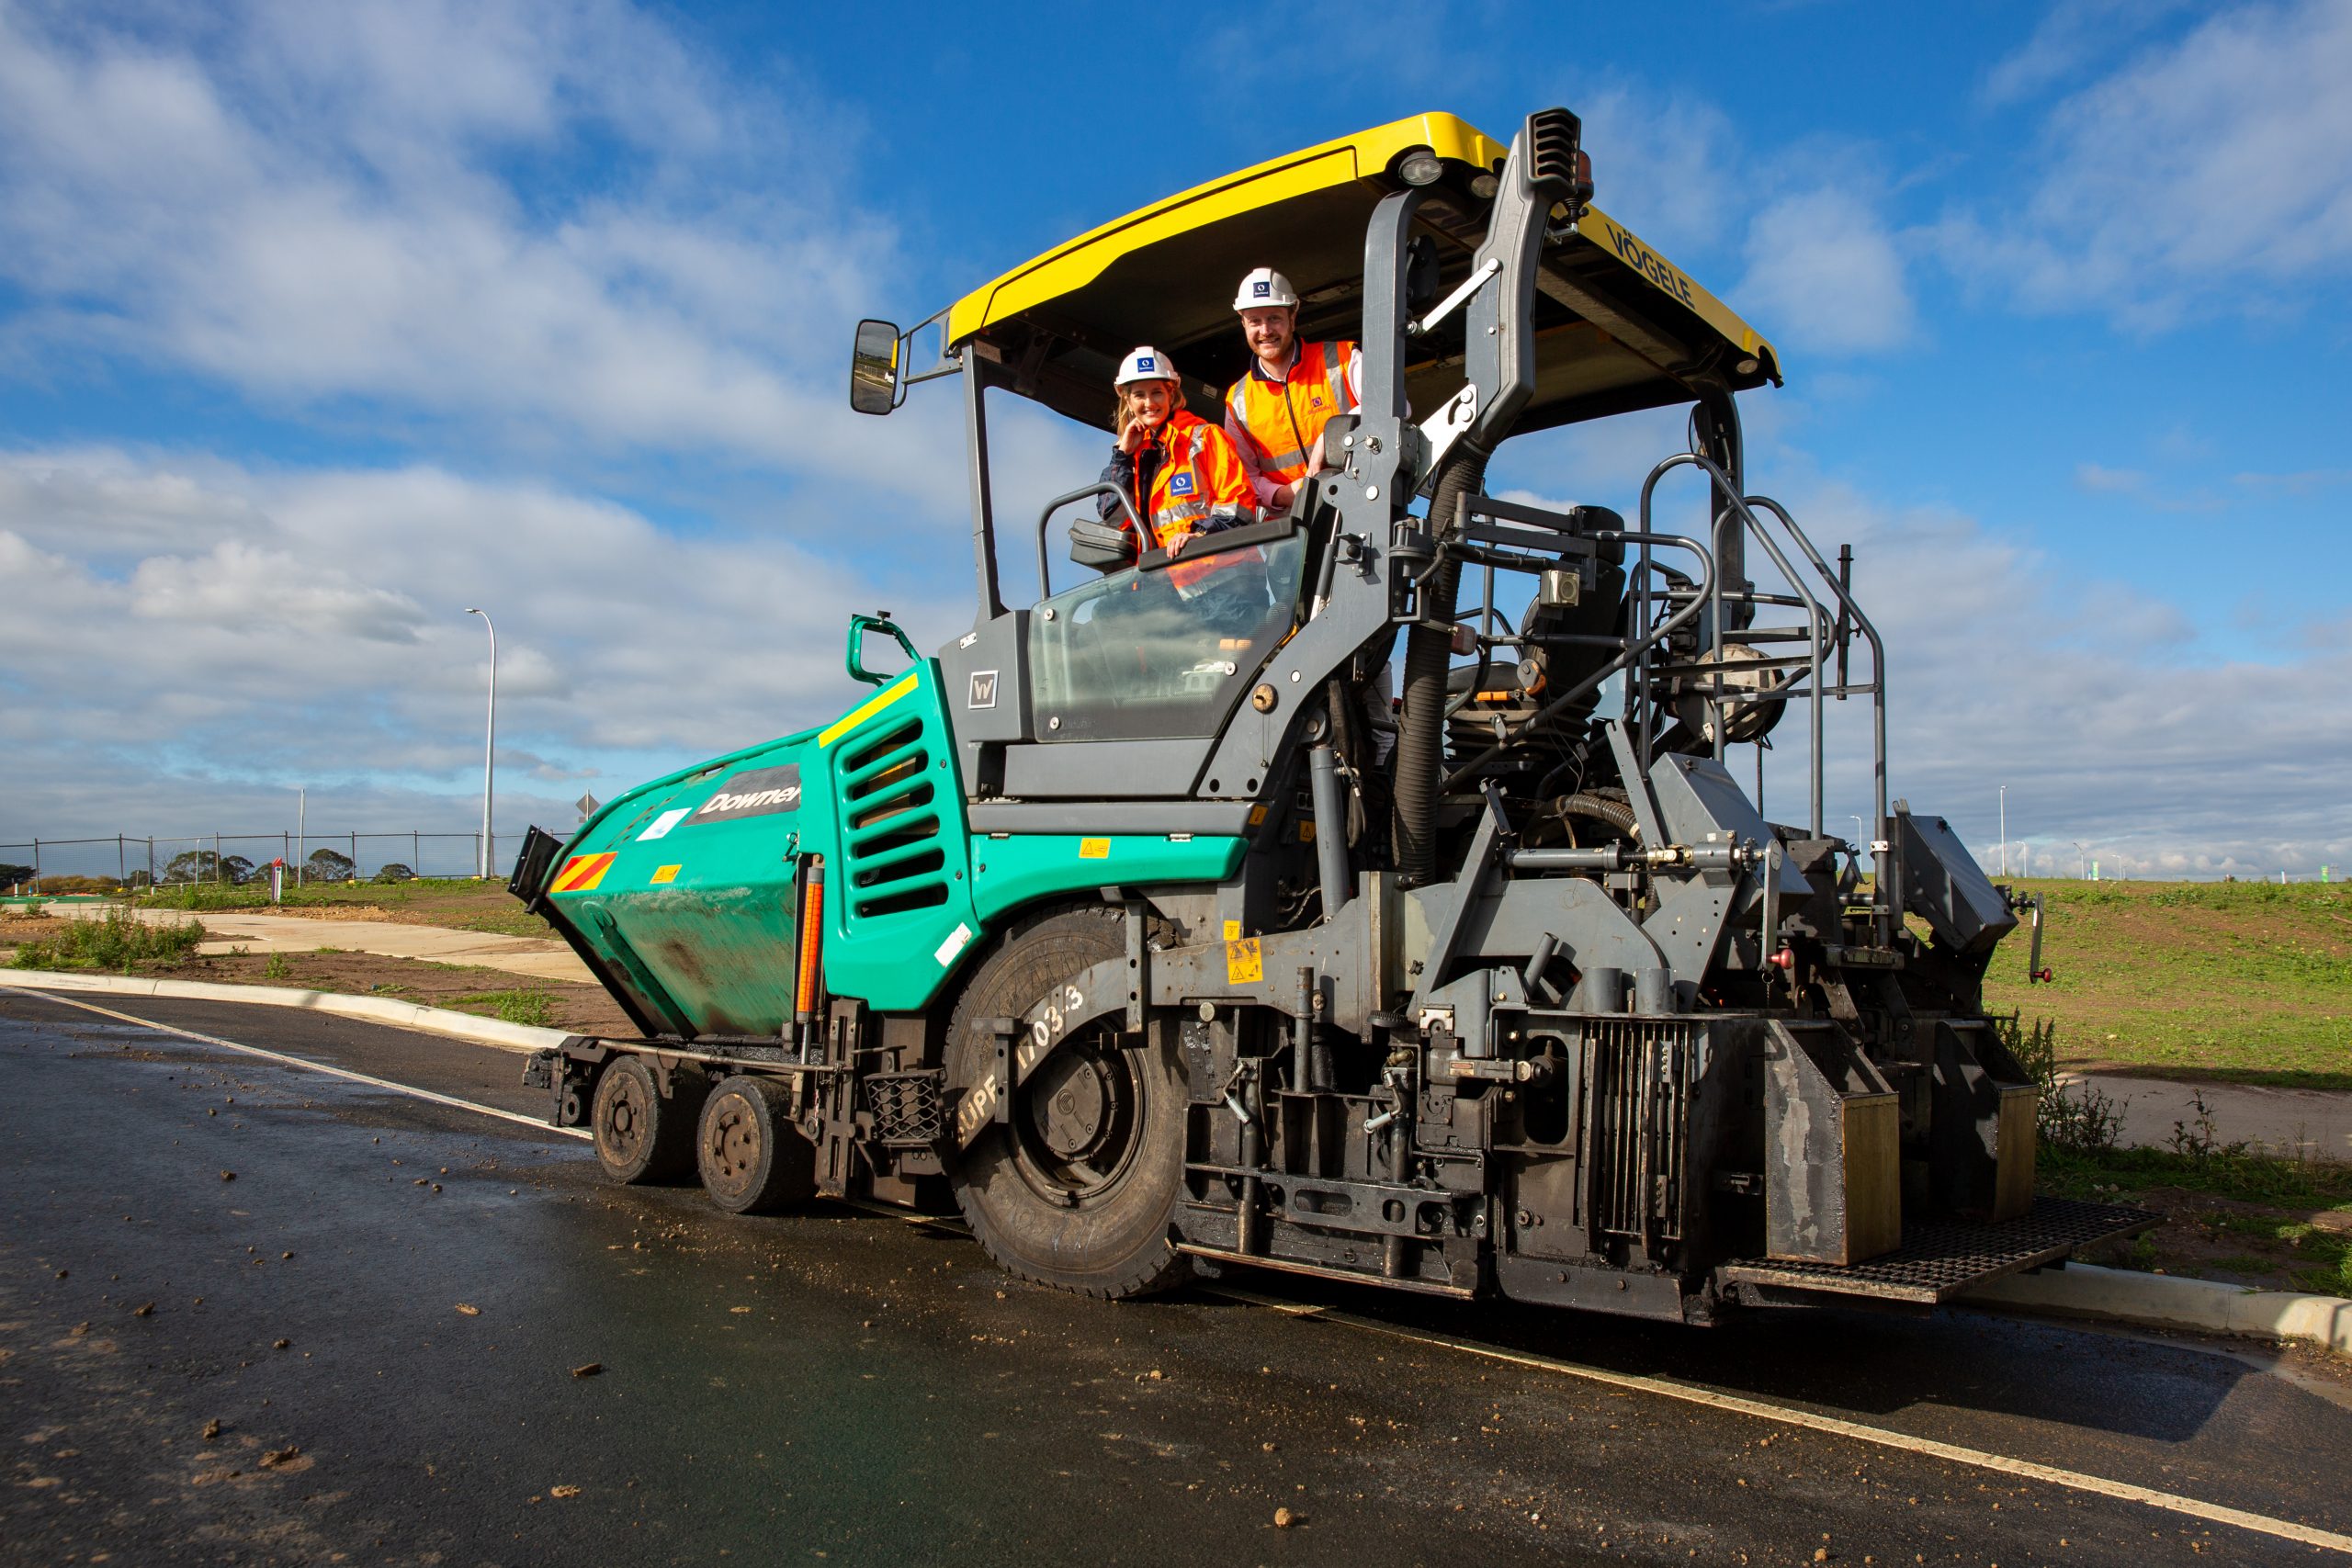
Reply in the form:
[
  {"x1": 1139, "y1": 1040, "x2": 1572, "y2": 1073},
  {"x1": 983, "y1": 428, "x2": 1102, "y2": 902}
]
[{"x1": 1252, "y1": 280, "x2": 1270, "y2": 297}]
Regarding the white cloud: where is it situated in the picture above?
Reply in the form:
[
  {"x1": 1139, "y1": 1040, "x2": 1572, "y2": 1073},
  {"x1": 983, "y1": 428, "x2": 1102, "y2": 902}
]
[
  {"x1": 1980, "y1": 0, "x2": 2197, "y2": 105},
  {"x1": 0, "y1": 0, "x2": 959, "y2": 507},
  {"x1": 1575, "y1": 85, "x2": 1739, "y2": 257},
  {"x1": 1736, "y1": 187, "x2": 1917, "y2": 355},
  {"x1": 2071, "y1": 460, "x2": 2228, "y2": 512},
  {"x1": 0, "y1": 447, "x2": 971, "y2": 846},
  {"x1": 1749, "y1": 478, "x2": 2352, "y2": 877},
  {"x1": 2074, "y1": 461, "x2": 2147, "y2": 496},
  {"x1": 1948, "y1": 0, "x2": 2352, "y2": 324}
]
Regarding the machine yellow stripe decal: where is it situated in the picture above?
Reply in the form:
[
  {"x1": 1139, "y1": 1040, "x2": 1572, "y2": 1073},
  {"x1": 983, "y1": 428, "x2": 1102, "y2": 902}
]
[
  {"x1": 1577, "y1": 204, "x2": 1778, "y2": 373},
  {"x1": 819, "y1": 671, "x2": 920, "y2": 748}
]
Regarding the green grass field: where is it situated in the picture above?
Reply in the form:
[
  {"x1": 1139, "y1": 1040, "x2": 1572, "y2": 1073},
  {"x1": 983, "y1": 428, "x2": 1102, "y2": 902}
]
[{"x1": 1981, "y1": 877, "x2": 2352, "y2": 1090}]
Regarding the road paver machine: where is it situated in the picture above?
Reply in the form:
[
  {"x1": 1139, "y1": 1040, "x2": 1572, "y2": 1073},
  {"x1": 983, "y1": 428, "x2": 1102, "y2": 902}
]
[{"x1": 515, "y1": 109, "x2": 2149, "y2": 1321}]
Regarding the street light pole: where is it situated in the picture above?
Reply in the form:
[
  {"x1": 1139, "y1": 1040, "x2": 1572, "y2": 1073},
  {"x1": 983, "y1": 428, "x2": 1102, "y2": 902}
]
[
  {"x1": 1998, "y1": 784, "x2": 2007, "y2": 877},
  {"x1": 1848, "y1": 813, "x2": 1869, "y2": 875},
  {"x1": 466, "y1": 608, "x2": 497, "y2": 880},
  {"x1": 2072, "y1": 840, "x2": 2086, "y2": 880}
]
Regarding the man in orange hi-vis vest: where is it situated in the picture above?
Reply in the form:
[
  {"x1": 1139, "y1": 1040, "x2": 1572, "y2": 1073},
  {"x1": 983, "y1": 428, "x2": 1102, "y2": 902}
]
[
  {"x1": 1222, "y1": 266, "x2": 1362, "y2": 518},
  {"x1": 1223, "y1": 268, "x2": 1393, "y2": 761}
]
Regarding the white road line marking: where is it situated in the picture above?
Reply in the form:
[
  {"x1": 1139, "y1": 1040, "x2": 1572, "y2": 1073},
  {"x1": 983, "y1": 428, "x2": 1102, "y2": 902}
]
[
  {"x1": 1259, "y1": 1296, "x2": 2352, "y2": 1557},
  {"x1": 4, "y1": 987, "x2": 589, "y2": 1142}
]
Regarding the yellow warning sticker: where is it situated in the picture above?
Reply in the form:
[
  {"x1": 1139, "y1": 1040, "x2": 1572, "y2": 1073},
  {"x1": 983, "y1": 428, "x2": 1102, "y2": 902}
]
[
  {"x1": 1079, "y1": 837, "x2": 1110, "y2": 860},
  {"x1": 650, "y1": 863, "x2": 682, "y2": 884},
  {"x1": 1299, "y1": 820, "x2": 1317, "y2": 842},
  {"x1": 1248, "y1": 805, "x2": 1267, "y2": 827},
  {"x1": 1225, "y1": 937, "x2": 1262, "y2": 986},
  {"x1": 1222, "y1": 919, "x2": 1241, "y2": 942}
]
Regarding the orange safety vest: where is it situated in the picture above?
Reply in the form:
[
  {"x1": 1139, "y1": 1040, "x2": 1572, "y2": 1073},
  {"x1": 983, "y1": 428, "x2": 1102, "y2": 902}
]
[
  {"x1": 1224, "y1": 340, "x2": 1359, "y2": 487},
  {"x1": 1128, "y1": 410, "x2": 1254, "y2": 590}
]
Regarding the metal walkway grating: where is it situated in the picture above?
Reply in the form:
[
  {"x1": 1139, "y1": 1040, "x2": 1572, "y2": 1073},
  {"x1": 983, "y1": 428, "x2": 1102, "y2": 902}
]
[{"x1": 1717, "y1": 1197, "x2": 2159, "y2": 1303}]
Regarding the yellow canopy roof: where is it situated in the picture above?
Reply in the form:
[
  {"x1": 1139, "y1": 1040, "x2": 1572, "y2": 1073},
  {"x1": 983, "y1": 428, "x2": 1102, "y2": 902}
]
[{"x1": 944, "y1": 111, "x2": 1781, "y2": 434}]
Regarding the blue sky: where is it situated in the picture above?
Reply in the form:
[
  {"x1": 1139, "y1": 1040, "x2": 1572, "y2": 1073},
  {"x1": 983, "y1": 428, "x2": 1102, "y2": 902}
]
[{"x1": 3, "y1": 0, "x2": 2346, "y2": 879}]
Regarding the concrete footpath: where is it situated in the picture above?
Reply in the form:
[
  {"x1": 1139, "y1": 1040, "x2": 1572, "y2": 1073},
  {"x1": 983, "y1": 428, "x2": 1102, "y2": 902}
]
[
  {"x1": 43, "y1": 903, "x2": 593, "y2": 985},
  {"x1": 2073, "y1": 1072, "x2": 2352, "y2": 1160}
]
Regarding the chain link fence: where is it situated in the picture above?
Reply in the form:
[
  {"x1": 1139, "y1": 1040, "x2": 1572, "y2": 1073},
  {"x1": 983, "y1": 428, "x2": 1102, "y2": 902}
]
[{"x1": 0, "y1": 831, "x2": 531, "y2": 893}]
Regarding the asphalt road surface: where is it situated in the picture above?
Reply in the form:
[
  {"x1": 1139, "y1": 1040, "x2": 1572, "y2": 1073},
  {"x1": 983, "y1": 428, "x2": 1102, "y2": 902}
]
[{"x1": 4, "y1": 987, "x2": 2348, "y2": 1567}]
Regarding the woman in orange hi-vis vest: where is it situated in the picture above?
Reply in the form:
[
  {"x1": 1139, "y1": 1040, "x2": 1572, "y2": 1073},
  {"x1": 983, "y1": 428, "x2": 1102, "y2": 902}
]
[
  {"x1": 1094, "y1": 346, "x2": 1258, "y2": 602},
  {"x1": 1222, "y1": 266, "x2": 1362, "y2": 517}
]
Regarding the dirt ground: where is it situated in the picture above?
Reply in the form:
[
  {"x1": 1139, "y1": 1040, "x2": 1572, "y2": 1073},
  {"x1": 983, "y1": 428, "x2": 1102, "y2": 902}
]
[
  {"x1": 0, "y1": 913, "x2": 74, "y2": 943},
  {"x1": 2105, "y1": 1184, "x2": 2352, "y2": 1296}
]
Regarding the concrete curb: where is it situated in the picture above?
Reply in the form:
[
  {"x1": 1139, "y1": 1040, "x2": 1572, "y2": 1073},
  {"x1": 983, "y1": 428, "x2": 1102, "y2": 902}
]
[
  {"x1": 1964, "y1": 1262, "x2": 2352, "y2": 1355},
  {"x1": 0, "y1": 968, "x2": 571, "y2": 1055}
]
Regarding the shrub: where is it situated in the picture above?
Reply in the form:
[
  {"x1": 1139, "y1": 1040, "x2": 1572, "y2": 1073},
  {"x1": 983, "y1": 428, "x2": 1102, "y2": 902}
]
[
  {"x1": 24, "y1": 874, "x2": 125, "y2": 896},
  {"x1": 1996, "y1": 1011, "x2": 2123, "y2": 1156},
  {"x1": 11, "y1": 909, "x2": 207, "y2": 972},
  {"x1": 263, "y1": 951, "x2": 293, "y2": 981},
  {"x1": 373, "y1": 863, "x2": 416, "y2": 884},
  {"x1": 141, "y1": 883, "x2": 268, "y2": 912}
]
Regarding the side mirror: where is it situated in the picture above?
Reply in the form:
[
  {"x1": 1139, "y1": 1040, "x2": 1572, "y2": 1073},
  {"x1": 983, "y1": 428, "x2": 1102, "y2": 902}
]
[{"x1": 850, "y1": 319, "x2": 904, "y2": 416}]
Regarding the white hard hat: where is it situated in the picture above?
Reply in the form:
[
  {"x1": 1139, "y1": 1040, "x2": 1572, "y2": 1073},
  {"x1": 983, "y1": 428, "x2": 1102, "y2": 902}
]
[
  {"x1": 1115, "y1": 346, "x2": 1178, "y2": 387},
  {"x1": 1233, "y1": 266, "x2": 1299, "y2": 311}
]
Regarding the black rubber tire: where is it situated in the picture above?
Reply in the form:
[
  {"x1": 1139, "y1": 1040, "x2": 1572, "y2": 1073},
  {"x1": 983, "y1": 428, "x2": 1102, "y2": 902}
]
[
  {"x1": 695, "y1": 1076, "x2": 817, "y2": 1215},
  {"x1": 590, "y1": 1055, "x2": 697, "y2": 1185},
  {"x1": 944, "y1": 905, "x2": 1191, "y2": 1300}
]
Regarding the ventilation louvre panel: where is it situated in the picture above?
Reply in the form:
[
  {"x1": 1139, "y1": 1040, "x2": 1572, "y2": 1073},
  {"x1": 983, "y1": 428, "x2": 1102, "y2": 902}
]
[{"x1": 836, "y1": 717, "x2": 949, "y2": 920}]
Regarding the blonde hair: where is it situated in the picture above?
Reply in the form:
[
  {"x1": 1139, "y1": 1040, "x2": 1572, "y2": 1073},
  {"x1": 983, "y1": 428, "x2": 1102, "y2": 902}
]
[{"x1": 1114, "y1": 378, "x2": 1187, "y2": 441}]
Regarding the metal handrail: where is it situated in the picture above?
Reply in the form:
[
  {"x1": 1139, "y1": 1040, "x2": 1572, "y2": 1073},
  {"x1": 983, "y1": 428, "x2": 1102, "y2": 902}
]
[
  {"x1": 1631, "y1": 451, "x2": 1898, "y2": 942},
  {"x1": 1032, "y1": 481, "x2": 1144, "y2": 603},
  {"x1": 1712, "y1": 501, "x2": 1830, "y2": 838},
  {"x1": 1744, "y1": 491, "x2": 1894, "y2": 945}
]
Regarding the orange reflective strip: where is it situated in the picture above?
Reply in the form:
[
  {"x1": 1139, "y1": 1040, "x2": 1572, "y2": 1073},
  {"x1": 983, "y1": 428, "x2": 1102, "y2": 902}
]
[
  {"x1": 794, "y1": 865, "x2": 825, "y2": 1018},
  {"x1": 550, "y1": 852, "x2": 616, "y2": 893},
  {"x1": 1321, "y1": 341, "x2": 1351, "y2": 412}
]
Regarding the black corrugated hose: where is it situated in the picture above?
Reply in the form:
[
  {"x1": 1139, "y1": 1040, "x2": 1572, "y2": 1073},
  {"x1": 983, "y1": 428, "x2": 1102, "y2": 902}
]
[{"x1": 1392, "y1": 447, "x2": 1488, "y2": 883}]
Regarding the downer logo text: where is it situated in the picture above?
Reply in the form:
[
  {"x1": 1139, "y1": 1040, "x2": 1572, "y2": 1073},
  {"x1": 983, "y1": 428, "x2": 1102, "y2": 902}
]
[{"x1": 691, "y1": 763, "x2": 802, "y2": 823}]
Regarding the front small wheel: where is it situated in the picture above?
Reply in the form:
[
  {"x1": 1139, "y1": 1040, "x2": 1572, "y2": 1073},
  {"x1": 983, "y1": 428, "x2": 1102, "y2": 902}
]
[
  {"x1": 591, "y1": 1055, "x2": 696, "y2": 1184},
  {"x1": 696, "y1": 1076, "x2": 817, "y2": 1214}
]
